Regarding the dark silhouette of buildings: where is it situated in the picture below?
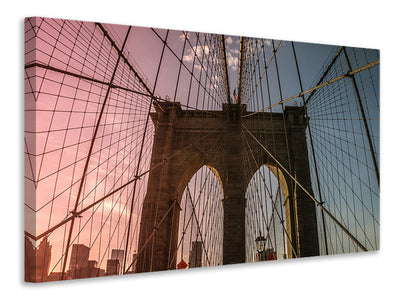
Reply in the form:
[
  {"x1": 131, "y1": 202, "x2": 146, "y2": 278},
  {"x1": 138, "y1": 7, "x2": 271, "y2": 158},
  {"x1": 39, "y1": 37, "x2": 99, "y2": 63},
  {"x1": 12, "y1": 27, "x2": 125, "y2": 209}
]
[
  {"x1": 24, "y1": 239, "x2": 121, "y2": 281},
  {"x1": 67, "y1": 244, "x2": 89, "y2": 279},
  {"x1": 66, "y1": 244, "x2": 105, "y2": 279},
  {"x1": 78, "y1": 260, "x2": 105, "y2": 278},
  {"x1": 24, "y1": 236, "x2": 52, "y2": 282},
  {"x1": 106, "y1": 259, "x2": 120, "y2": 276},
  {"x1": 111, "y1": 249, "x2": 124, "y2": 275}
]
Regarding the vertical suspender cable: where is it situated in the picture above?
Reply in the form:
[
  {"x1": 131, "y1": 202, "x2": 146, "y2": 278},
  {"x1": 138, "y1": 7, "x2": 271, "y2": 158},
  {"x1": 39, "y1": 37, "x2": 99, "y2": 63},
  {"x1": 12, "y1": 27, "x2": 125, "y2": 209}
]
[
  {"x1": 123, "y1": 30, "x2": 170, "y2": 273},
  {"x1": 342, "y1": 47, "x2": 380, "y2": 189},
  {"x1": 61, "y1": 25, "x2": 132, "y2": 280}
]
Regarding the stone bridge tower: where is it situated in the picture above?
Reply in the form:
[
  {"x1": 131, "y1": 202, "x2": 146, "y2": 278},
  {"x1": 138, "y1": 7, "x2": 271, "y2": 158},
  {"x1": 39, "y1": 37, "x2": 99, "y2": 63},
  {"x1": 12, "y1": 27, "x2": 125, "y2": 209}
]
[{"x1": 135, "y1": 101, "x2": 319, "y2": 273}]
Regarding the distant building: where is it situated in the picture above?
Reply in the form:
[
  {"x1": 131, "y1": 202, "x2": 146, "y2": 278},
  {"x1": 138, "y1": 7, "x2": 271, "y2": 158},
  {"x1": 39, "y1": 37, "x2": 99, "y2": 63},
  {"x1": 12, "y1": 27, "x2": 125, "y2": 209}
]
[
  {"x1": 97, "y1": 268, "x2": 106, "y2": 277},
  {"x1": 111, "y1": 249, "x2": 124, "y2": 274},
  {"x1": 86, "y1": 260, "x2": 105, "y2": 278},
  {"x1": 70, "y1": 259, "x2": 105, "y2": 279},
  {"x1": 106, "y1": 259, "x2": 120, "y2": 276},
  {"x1": 189, "y1": 241, "x2": 202, "y2": 268},
  {"x1": 24, "y1": 236, "x2": 52, "y2": 282},
  {"x1": 86, "y1": 260, "x2": 98, "y2": 278},
  {"x1": 68, "y1": 244, "x2": 90, "y2": 279}
]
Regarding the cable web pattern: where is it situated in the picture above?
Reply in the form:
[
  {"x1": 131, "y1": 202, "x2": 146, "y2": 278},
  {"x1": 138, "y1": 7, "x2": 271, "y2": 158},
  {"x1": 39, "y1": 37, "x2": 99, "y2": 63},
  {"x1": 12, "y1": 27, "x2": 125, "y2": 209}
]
[
  {"x1": 25, "y1": 17, "x2": 228, "y2": 281},
  {"x1": 24, "y1": 17, "x2": 379, "y2": 282},
  {"x1": 239, "y1": 37, "x2": 379, "y2": 259},
  {"x1": 306, "y1": 47, "x2": 379, "y2": 253}
]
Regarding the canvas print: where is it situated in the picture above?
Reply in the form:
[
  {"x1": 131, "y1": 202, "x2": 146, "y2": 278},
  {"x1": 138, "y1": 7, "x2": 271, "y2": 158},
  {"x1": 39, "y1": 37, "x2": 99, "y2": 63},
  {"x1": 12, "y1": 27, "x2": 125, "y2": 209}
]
[{"x1": 24, "y1": 17, "x2": 380, "y2": 282}]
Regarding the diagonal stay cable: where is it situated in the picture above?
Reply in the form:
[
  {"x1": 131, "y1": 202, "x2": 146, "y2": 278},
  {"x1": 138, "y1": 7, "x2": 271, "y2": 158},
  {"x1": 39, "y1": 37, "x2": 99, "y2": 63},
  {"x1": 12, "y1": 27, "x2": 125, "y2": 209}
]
[
  {"x1": 95, "y1": 23, "x2": 166, "y2": 112},
  {"x1": 242, "y1": 59, "x2": 380, "y2": 118},
  {"x1": 151, "y1": 29, "x2": 224, "y2": 108},
  {"x1": 24, "y1": 62, "x2": 163, "y2": 105},
  {"x1": 304, "y1": 46, "x2": 343, "y2": 106},
  {"x1": 240, "y1": 127, "x2": 298, "y2": 258},
  {"x1": 167, "y1": 129, "x2": 227, "y2": 269},
  {"x1": 122, "y1": 28, "x2": 171, "y2": 272},
  {"x1": 24, "y1": 125, "x2": 225, "y2": 242},
  {"x1": 185, "y1": 181, "x2": 212, "y2": 266},
  {"x1": 60, "y1": 26, "x2": 133, "y2": 280},
  {"x1": 242, "y1": 40, "x2": 282, "y2": 107},
  {"x1": 168, "y1": 168, "x2": 217, "y2": 269},
  {"x1": 241, "y1": 123, "x2": 368, "y2": 252},
  {"x1": 291, "y1": 41, "x2": 329, "y2": 255},
  {"x1": 123, "y1": 196, "x2": 179, "y2": 274},
  {"x1": 342, "y1": 47, "x2": 380, "y2": 188}
]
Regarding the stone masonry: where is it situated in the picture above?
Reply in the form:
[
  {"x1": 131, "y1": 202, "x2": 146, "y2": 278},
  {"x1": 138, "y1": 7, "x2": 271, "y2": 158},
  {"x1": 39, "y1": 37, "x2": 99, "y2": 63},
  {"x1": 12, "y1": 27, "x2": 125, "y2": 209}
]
[{"x1": 135, "y1": 101, "x2": 319, "y2": 273}]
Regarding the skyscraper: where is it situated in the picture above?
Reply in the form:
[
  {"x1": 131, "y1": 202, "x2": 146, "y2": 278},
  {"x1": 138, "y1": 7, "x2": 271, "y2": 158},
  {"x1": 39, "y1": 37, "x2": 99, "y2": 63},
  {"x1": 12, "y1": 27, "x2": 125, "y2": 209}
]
[
  {"x1": 68, "y1": 244, "x2": 90, "y2": 279},
  {"x1": 111, "y1": 249, "x2": 124, "y2": 274},
  {"x1": 106, "y1": 259, "x2": 120, "y2": 276}
]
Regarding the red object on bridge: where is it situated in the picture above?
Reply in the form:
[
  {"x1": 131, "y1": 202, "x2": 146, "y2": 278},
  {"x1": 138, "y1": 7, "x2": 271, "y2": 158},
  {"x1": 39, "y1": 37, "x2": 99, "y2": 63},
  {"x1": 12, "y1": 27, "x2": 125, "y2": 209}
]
[{"x1": 177, "y1": 260, "x2": 187, "y2": 269}]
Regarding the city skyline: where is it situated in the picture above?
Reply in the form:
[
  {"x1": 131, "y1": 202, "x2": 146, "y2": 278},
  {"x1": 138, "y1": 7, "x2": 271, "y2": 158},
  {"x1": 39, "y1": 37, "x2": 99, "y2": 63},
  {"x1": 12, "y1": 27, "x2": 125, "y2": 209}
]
[{"x1": 25, "y1": 236, "x2": 131, "y2": 281}]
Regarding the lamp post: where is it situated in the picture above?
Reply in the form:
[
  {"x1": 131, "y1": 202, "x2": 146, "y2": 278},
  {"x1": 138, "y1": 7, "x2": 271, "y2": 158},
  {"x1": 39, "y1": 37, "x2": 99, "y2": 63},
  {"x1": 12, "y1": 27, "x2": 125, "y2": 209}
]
[{"x1": 255, "y1": 231, "x2": 267, "y2": 261}]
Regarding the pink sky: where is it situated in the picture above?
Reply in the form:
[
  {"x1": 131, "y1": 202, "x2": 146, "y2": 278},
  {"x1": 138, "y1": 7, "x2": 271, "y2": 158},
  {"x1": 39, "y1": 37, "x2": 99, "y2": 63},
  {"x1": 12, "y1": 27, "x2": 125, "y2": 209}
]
[{"x1": 25, "y1": 17, "x2": 233, "y2": 273}]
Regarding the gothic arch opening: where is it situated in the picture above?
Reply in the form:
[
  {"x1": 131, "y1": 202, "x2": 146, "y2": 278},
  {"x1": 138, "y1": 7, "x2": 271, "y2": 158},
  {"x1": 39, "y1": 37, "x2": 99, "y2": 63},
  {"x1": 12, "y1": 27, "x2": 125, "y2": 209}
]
[
  {"x1": 173, "y1": 165, "x2": 224, "y2": 269},
  {"x1": 245, "y1": 165, "x2": 290, "y2": 262}
]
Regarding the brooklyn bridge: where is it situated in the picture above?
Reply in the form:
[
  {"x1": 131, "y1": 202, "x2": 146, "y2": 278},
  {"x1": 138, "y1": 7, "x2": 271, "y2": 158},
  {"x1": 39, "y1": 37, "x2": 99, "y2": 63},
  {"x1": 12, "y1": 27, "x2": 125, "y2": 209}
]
[{"x1": 24, "y1": 17, "x2": 379, "y2": 282}]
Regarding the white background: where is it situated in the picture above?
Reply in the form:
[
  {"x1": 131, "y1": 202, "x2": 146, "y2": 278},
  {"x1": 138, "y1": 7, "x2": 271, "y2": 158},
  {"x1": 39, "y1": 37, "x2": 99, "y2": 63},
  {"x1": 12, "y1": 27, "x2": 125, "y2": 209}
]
[{"x1": 1, "y1": 1, "x2": 398, "y2": 299}]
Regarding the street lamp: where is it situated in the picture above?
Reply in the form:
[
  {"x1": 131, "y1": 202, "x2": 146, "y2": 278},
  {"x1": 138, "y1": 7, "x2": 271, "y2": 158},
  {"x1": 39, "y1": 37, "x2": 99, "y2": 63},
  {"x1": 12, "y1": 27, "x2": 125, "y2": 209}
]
[{"x1": 255, "y1": 231, "x2": 266, "y2": 261}]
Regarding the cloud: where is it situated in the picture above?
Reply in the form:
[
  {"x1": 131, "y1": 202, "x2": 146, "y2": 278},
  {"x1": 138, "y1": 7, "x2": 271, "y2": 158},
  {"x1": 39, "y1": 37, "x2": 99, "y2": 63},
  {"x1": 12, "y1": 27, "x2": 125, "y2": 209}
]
[
  {"x1": 182, "y1": 45, "x2": 210, "y2": 63},
  {"x1": 194, "y1": 63, "x2": 202, "y2": 71},
  {"x1": 225, "y1": 36, "x2": 239, "y2": 71},
  {"x1": 264, "y1": 39, "x2": 272, "y2": 47},
  {"x1": 179, "y1": 32, "x2": 189, "y2": 42},
  {"x1": 226, "y1": 51, "x2": 238, "y2": 71},
  {"x1": 201, "y1": 45, "x2": 210, "y2": 55},
  {"x1": 183, "y1": 53, "x2": 194, "y2": 63}
]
